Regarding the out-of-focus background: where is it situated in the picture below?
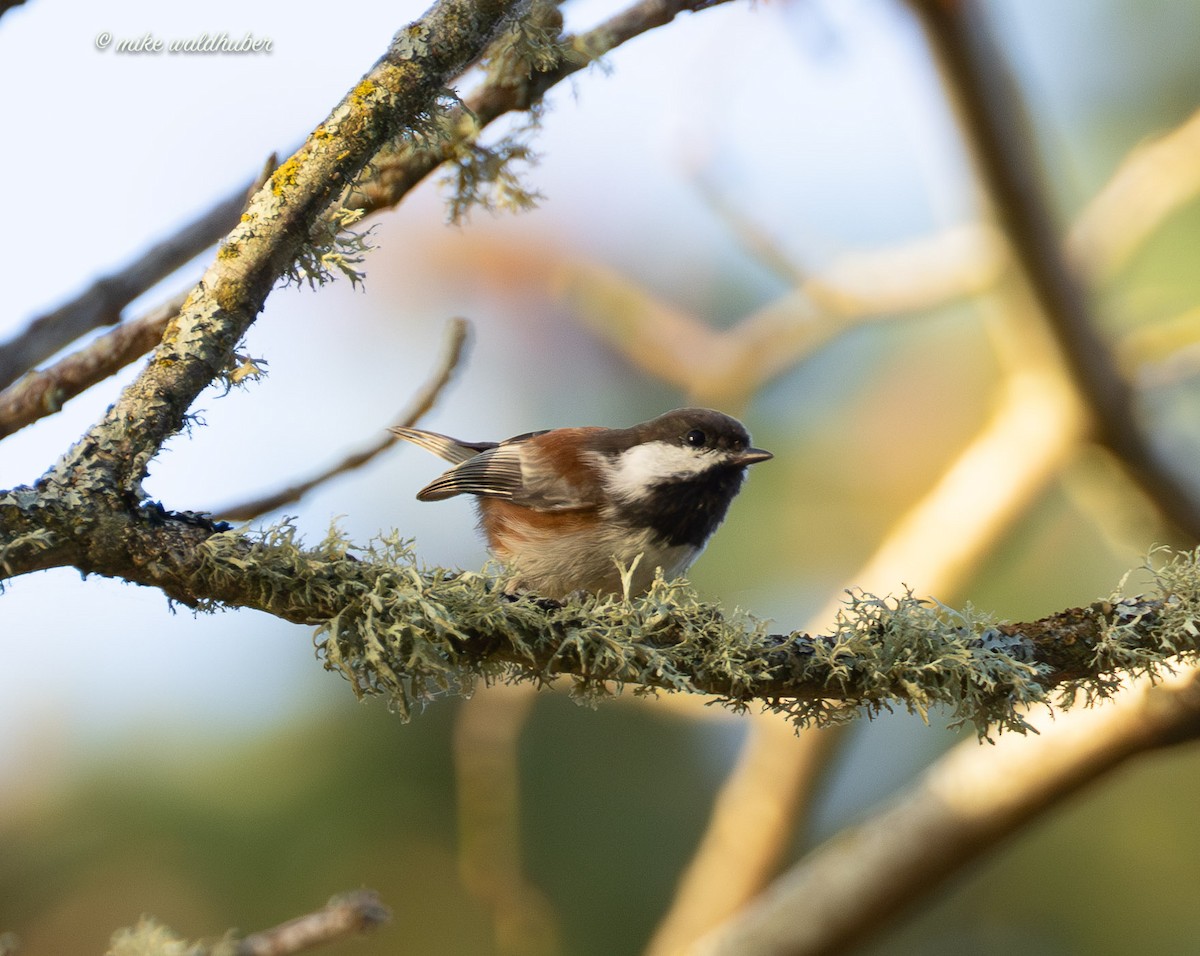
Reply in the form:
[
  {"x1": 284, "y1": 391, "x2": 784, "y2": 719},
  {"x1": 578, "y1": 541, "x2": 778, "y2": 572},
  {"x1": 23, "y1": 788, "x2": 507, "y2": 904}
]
[{"x1": 2, "y1": 0, "x2": 1200, "y2": 953}]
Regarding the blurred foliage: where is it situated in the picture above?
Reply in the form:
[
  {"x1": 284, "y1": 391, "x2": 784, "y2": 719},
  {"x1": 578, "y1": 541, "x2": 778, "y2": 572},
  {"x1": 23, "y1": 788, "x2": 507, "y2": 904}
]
[{"x1": 0, "y1": 692, "x2": 743, "y2": 955}]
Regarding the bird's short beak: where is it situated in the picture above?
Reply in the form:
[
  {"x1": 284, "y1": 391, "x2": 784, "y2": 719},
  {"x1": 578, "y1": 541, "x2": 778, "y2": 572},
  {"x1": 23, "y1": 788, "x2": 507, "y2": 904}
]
[{"x1": 732, "y1": 447, "x2": 773, "y2": 466}]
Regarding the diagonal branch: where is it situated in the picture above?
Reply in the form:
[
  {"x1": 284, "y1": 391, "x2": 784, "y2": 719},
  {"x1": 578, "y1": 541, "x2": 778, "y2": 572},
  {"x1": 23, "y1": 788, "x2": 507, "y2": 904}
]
[
  {"x1": 697, "y1": 662, "x2": 1200, "y2": 956},
  {"x1": 0, "y1": 183, "x2": 250, "y2": 391},
  {"x1": 108, "y1": 890, "x2": 391, "y2": 956},
  {"x1": 350, "y1": 0, "x2": 740, "y2": 216},
  {"x1": 910, "y1": 0, "x2": 1200, "y2": 541},
  {"x1": 1, "y1": 0, "x2": 734, "y2": 423},
  {"x1": 1068, "y1": 105, "x2": 1200, "y2": 278},
  {"x1": 47, "y1": 0, "x2": 525, "y2": 497},
  {"x1": 0, "y1": 291, "x2": 188, "y2": 440}
]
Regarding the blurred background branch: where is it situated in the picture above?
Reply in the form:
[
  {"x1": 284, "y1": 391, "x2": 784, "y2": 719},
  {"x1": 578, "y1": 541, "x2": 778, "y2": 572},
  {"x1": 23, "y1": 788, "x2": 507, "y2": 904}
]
[
  {"x1": 910, "y1": 0, "x2": 1200, "y2": 540},
  {"x1": 107, "y1": 891, "x2": 390, "y2": 956},
  {"x1": 647, "y1": 279, "x2": 1086, "y2": 954},
  {"x1": 213, "y1": 316, "x2": 471, "y2": 521},
  {"x1": 697, "y1": 663, "x2": 1200, "y2": 956}
]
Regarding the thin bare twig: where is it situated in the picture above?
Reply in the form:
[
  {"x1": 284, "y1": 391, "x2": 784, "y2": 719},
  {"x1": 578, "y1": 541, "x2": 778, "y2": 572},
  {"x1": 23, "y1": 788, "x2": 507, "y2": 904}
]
[
  {"x1": 236, "y1": 890, "x2": 391, "y2": 956},
  {"x1": 0, "y1": 159, "x2": 280, "y2": 439},
  {"x1": 0, "y1": 186, "x2": 246, "y2": 391},
  {"x1": 911, "y1": 0, "x2": 1200, "y2": 541},
  {"x1": 214, "y1": 316, "x2": 470, "y2": 520},
  {"x1": 49, "y1": 0, "x2": 521, "y2": 498},
  {"x1": 0, "y1": 291, "x2": 188, "y2": 440},
  {"x1": 0, "y1": 156, "x2": 278, "y2": 394}
]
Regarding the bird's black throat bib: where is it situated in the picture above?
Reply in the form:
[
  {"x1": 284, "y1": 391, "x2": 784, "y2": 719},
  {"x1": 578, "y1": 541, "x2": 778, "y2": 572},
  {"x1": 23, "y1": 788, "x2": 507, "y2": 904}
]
[{"x1": 617, "y1": 465, "x2": 749, "y2": 549}]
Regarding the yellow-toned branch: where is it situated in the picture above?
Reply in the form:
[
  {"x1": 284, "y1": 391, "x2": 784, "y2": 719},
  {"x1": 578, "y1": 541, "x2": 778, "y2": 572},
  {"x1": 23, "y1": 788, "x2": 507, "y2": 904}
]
[{"x1": 1068, "y1": 106, "x2": 1200, "y2": 278}]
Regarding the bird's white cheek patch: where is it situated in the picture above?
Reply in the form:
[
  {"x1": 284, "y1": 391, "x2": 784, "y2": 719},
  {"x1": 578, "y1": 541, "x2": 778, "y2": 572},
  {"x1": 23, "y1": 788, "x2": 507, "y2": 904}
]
[{"x1": 601, "y1": 442, "x2": 716, "y2": 501}]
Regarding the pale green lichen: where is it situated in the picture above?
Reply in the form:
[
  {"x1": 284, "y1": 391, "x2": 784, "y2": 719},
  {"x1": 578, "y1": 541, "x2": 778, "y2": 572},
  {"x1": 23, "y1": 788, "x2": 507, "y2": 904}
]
[
  {"x1": 483, "y1": 0, "x2": 568, "y2": 86},
  {"x1": 283, "y1": 206, "x2": 376, "y2": 289},
  {"x1": 1086, "y1": 547, "x2": 1200, "y2": 688},
  {"x1": 787, "y1": 592, "x2": 1053, "y2": 736},
  {"x1": 106, "y1": 917, "x2": 236, "y2": 956},
  {"x1": 441, "y1": 114, "x2": 544, "y2": 223},
  {"x1": 393, "y1": 88, "x2": 463, "y2": 153},
  {"x1": 391, "y1": 22, "x2": 431, "y2": 60},
  {"x1": 188, "y1": 523, "x2": 1200, "y2": 739},
  {"x1": 0, "y1": 526, "x2": 57, "y2": 588},
  {"x1": 213, "y1": 352, "x2": 269, "y2": 393}
]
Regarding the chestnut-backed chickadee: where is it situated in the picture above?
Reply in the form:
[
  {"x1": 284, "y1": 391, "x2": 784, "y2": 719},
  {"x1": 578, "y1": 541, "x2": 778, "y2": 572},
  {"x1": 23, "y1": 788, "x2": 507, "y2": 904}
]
[{"x1": 391, "y1": 407, "x2": 772, "y2": 599}]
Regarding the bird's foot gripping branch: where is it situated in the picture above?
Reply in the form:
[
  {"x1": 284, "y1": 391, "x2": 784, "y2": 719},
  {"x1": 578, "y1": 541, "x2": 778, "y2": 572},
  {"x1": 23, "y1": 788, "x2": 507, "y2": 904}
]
[{"x1": 196, "y1": 522, "x2": 1200, "y2": 736}]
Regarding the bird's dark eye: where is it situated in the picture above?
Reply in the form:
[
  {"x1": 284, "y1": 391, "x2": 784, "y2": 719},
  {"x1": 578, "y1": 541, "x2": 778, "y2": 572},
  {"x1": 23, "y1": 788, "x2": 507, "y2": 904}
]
[{"x1": 685, "y1": 429, "x2": 707, "y2": 448}]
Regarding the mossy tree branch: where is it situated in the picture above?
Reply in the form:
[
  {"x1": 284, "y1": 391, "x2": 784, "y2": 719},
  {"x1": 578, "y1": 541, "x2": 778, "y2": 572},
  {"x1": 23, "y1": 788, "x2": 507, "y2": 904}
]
[
  {"x1": 107, "y1": 889, "x2": 390, "y2": 956},
  {"x1": 5, "y1": 487, "x2": 1198, "y2": 735},
  {"x1": 48, "y1": 0, "x2": 525, "y2": 498}
]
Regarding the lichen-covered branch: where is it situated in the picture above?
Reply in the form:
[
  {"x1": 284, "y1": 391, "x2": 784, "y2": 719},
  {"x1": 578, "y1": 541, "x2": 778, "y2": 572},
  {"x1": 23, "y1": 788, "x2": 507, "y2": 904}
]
[
  {"x1": 2, "y1": 0, "x2": 733, "y2": 433},
  {"x1": 107, "y1": 889, "x2": 390, "y2": 956},
  {"x1": 49, "y1": 0, "x2": 525, "y2": 496},
  {"x1": 0, "y1": 0, "x2": 1195, "y2": 762},
  {"x1": 264, "y1": 537, "x2": 1200, "y2": 734},
  {"x1": 4, "y1": 480, "x2": 1196, "y2": 734},
  {"x1": 351, "y1": 0, "x2": 739, "y2": 218}
]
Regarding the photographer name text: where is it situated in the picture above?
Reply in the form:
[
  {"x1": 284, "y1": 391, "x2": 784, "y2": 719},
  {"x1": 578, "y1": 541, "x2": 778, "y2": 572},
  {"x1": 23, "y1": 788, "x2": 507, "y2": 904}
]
[{"x1": 95, "y1": 32, "x2": 273, "y2": 54}]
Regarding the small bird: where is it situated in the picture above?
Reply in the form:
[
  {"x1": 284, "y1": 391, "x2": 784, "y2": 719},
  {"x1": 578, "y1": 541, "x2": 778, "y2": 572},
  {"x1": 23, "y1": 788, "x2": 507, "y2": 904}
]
[{"x1": 391, "y1": 408, "x2": 772, "y2": 599}]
